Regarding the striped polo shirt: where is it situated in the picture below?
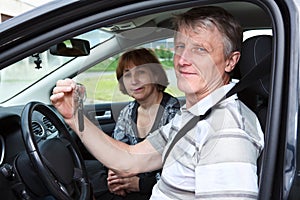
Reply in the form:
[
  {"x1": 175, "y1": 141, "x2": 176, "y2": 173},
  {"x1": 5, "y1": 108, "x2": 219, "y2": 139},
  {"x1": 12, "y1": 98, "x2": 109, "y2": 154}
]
[{"x1": 146, "y1": 83, "x2": 264, "y2": 199}]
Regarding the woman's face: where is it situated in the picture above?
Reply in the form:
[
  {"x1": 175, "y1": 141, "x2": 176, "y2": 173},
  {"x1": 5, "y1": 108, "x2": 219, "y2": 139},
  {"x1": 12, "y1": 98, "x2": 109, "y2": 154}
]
[{"x1": 122, "y1": 65, "x2": 157, "y2": 101}]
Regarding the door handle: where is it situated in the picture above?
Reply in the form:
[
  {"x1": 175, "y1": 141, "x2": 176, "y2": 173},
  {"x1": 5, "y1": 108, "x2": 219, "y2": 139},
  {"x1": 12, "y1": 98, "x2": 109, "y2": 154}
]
[{"x1": 95, "y1": 110, "x2": 112, "y2": 120}]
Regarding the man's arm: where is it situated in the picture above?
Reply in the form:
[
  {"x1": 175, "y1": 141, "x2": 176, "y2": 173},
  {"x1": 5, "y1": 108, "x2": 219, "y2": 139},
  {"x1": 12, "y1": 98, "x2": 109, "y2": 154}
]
[
  {"x1": 50, "y1": 79, "x2": 162, "y2": 177},
  {"x1": 73, "y1": 115, "x2": 162, "y2": 177}
]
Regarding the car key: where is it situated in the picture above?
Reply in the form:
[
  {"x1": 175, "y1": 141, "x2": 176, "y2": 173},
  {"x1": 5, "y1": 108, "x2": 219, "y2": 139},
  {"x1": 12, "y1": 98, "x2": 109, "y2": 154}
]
[{"x1": 75, "y1": 84, "x2": 86, "y2": 132}]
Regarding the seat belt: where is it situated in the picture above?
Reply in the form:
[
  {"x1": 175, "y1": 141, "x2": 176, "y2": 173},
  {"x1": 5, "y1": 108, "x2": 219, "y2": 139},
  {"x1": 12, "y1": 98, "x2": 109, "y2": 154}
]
[
  {"x1": 226, "y1": 52, "x2": 271, "y2": 98},
  {"x1": 162, "y1": 53, "x2": 271, "y2": 166},
  {"x1": 162, "y1": 109, "x2": 211, "y2": 166}
]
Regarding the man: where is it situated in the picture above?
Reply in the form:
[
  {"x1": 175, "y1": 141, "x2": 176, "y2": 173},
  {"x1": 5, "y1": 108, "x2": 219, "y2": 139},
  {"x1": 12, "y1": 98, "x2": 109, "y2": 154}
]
[{"x1": 51, "y1": 6, "x2": 264, "y2": 199}]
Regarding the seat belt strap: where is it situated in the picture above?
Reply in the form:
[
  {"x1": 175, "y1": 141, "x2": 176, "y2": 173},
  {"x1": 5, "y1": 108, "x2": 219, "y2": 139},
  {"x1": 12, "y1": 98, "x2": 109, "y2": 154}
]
[
  {"x1": 162, "y1": 109, "x2": 211, "y2": 166},
  {"x1": 226, "y1": 52, "x2": 271, "y2": 98}
]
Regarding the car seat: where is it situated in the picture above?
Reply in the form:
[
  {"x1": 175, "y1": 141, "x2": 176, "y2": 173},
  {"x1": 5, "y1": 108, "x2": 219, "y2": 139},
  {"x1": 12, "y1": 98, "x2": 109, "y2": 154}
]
[
  {"x1": 236, "y1": 35, "x2": 272, "y2": 131},
  {"x1": 232, "y1": 35, "x2": 272, "y2": 188}
]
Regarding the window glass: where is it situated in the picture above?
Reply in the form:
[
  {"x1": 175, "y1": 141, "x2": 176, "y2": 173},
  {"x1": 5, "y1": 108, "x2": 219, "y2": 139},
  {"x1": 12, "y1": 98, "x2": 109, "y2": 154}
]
[
  {"x1": 0, "y1": 29, "x2": 113, "y2": 103},
  {"x1": 76, "y1": 38, "x2": 184, "y2": 104},
  {"x1": 243, "y1": 29, "x2": 272, "y2": 41}
]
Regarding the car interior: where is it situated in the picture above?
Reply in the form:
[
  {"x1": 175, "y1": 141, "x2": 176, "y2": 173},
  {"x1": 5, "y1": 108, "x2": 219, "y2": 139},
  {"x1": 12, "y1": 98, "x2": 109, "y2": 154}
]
[{"x1": 0, "y1": 1, "x2": 279, "y2": 199}]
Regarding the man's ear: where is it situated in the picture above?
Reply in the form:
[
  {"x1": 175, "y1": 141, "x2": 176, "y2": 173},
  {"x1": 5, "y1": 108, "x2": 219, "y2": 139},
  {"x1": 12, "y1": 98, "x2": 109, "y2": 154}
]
[{"x1": 225, "y1": 51, "x2": 241, "y2": 72}]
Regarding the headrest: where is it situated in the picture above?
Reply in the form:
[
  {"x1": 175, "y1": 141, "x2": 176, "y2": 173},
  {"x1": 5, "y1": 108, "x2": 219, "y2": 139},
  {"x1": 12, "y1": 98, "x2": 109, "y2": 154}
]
[{"x1": 238, "y1": 35, "x2": 272, "y2": 98}]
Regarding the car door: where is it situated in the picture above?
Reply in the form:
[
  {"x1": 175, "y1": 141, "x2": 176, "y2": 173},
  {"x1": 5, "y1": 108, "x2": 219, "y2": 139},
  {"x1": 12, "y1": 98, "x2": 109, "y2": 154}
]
[{"x1": 0, "y1": 0, "x2": 299, "y2": 199}]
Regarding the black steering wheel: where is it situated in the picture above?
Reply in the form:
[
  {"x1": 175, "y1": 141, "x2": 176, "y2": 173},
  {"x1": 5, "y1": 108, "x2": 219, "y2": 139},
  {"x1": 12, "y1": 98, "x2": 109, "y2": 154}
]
[{"x1": 19, "y1": 101, "x2": 91, "y2": 200}]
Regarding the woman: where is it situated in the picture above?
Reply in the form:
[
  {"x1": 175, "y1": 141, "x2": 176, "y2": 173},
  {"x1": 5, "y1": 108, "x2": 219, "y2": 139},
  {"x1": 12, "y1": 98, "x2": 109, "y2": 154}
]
[{"x1": 93, "y1": 48, "x2": 180, "y2": 200}]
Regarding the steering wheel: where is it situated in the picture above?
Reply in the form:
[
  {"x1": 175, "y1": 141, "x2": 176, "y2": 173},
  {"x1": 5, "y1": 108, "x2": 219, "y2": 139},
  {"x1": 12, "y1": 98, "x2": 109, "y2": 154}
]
[{"x1": 19, "y1": 101, "x2": 91, "y2": 200}]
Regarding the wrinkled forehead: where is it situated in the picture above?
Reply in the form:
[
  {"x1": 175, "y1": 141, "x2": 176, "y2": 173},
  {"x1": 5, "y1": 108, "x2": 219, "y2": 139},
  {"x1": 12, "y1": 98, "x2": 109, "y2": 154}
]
[
  {"x1": 176, "y1": 19, "x2": 217, "y2": 35},
  {"x1": 174, "y1": 25, "x2": 220, "y2": 44}
]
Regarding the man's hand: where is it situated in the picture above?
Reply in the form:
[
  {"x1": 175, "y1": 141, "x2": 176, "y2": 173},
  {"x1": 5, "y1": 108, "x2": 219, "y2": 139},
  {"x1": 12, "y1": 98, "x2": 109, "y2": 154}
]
[{"x1": 50, "y1": 78, "x2": 77, "y2": 124}]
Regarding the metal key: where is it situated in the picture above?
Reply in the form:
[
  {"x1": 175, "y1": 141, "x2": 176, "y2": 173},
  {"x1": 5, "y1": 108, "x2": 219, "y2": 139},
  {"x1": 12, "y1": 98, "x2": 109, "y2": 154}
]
[{"x1": 74, "y1": 83, "x2": 86, "y2": 132}]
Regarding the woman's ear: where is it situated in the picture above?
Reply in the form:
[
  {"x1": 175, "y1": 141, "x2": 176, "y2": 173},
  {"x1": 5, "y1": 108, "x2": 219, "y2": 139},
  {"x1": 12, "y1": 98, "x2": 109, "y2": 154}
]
[{"x1": 225, "y1": 51, "x2": 241, "y2": 72}]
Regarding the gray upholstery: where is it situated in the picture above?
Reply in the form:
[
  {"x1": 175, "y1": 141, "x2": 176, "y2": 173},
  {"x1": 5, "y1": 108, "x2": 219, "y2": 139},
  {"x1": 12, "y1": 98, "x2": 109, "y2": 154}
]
[
  {"x1": 237, "y1": 35, "x2": 272, "y2": 131},
  {"x1": 239, "y1": 35, "x2": 272, "y2": 98}
]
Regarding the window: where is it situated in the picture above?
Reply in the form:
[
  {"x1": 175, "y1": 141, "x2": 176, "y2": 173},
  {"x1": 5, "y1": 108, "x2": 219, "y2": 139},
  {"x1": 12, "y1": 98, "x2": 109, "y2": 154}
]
[
  {"x1": 75, "y1": 38, "x2": 184, "y2": 104},
  {"x1": 243, "y1": 29, "x2": 272, "y2": 41},
  {"x1": 0, "y1": 29, "x2": 113, "y2": 103}
]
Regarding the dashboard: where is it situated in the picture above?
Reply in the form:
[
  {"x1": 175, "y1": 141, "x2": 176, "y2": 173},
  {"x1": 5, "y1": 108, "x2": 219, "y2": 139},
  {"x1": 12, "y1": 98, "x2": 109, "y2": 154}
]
[{"x1": 0, "y1": 105, "x2": 66, "y2": 199}]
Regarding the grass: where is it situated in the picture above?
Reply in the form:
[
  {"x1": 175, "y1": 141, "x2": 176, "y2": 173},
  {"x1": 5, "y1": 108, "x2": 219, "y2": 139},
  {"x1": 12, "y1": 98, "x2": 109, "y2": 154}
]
[
  {"x1": 80, "y1": 57, "x2": 183, "y2": 102},
  {"x1": 81, "y1": 73, "x2": 133, "y2": 103},
  {"x1": 80, "y1": 72, "x2": 183, "y2": 103},
  {"x1": 86, "y1": 57, "x2": 175, "y2": 72},
  {"x1": 86, "y1": 57, "x2": 119, "y2": 72}
]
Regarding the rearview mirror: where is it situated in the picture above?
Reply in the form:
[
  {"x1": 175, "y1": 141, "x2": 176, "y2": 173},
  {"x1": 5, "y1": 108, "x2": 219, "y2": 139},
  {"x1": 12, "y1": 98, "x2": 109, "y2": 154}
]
[{"x1": 50, "y1": 38, "x2": 90, "y2": 57}]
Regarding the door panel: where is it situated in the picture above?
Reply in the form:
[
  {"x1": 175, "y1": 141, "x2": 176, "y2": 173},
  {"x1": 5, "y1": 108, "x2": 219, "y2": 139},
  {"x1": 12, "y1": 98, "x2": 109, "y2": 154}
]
[{"x1": 84, "y1": 102, "x2": 128, "y2": 137}]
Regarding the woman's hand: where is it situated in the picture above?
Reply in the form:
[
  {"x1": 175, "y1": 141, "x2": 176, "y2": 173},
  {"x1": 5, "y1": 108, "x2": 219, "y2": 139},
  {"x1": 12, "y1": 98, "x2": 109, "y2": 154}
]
[
  {"x1": 107, "y1": 169, "x2": 127, "y2": 196},
  {"x1": 107, "y1": 169, "x2": 140, "y2": 196}
]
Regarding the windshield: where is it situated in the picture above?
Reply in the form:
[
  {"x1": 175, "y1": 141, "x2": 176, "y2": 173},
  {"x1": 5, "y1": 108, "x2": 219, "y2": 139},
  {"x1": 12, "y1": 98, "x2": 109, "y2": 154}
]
[{"x1": 0, "y1": 29, "x2": 113, "y2": 103}]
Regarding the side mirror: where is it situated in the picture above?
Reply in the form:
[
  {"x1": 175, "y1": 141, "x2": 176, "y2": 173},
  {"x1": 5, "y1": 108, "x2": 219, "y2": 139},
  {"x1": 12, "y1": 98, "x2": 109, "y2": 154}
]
[{"x1": 50, "y1": 39, "x2": 90, "y2": 57}]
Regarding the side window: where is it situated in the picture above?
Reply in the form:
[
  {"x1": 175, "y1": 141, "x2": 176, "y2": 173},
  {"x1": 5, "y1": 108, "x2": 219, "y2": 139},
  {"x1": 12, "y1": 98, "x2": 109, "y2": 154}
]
[
  {"x1": 76, "y1": 38, "x2": 184, "y2": 104},
  {"x1": 243, "y1": 29, "x2": 272, "y2": 41}
]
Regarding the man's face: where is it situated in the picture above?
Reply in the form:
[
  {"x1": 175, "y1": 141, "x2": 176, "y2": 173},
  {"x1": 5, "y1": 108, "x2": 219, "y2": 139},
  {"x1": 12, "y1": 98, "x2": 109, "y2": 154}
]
[{"x1": 173, "y1": 26, "x2": 231, "y2": 100}]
